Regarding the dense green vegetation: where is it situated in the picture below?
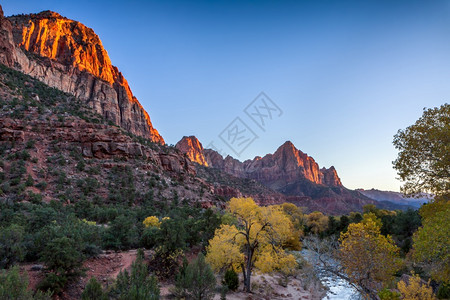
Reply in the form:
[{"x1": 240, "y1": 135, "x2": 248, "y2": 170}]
[{"x1": 0, "y1": 198, "x2": 222, "y2": 294}]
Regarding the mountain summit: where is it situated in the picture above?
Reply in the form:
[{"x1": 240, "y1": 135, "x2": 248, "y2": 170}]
[
  {"x1": 176, "y1": 136, "x2": 209, "y2": 166},
  {"x1": 0, "y1": 7, "x2": 163, "y2": 143},
  {"x1": 174, "y1": 136, "x2": 381, "y2": 214},
  {"x1": 198, "y1": 139, "x2": 343, "y2": 189}
]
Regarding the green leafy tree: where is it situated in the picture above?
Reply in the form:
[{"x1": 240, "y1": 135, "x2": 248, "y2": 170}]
[
  {"x1": 0, "y1": 266, "x2": 32, "y2": 300},
  {"x1": 111, "y1": 249, "x2": 159, "y2": 300},
  {"x1": 378, "y1": 288, "x2": 400, "y2": 300},
  {"x1": 174, "y1": 254, "x2": 216, "y2": 300},
  {"x1": 437, "y1": 283, "x2": 450, "y2": 299},
  {"x1": 172, "y1": 257, "x2": 190, "y2": 299},
  {"x1": 223, "y1": 268, "x2": 239, "y2": 291},
  {"x1": 40, "y1": 236, "x2": 84, "y2": 277},
  {"x1": 157, "y1": 218, "x2": 187, "y2": 253},
  {"x1": 381, "y1": 209, "x2": 421, "y2": 255},
  {"x1": 82, "y1": 277, "x2": 107, "y2": 300},
  {"x1": 102, "y1": 215, "x2": 139, "y2": 250},
  {"x1": 39, "y1": 236, "x2": 84, "y2": 293},
  {"x1": 0, "y1": 266, "x2": 52, "y2": 300},
  {"x1": 393, "y1": 104, "x2": 449, "y2": 284},
  {"x1": 413, "y1": 196, "x2": 450, "y2": 283},
  {"x1": 393, "y1": 103, "x2": 449, "y2": 196},
  {"x1": 0, "y1": 224, "x2": 25, "y2": 269}
]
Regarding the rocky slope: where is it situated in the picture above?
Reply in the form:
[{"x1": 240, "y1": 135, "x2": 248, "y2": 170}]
[
  {"x1": 181, "y1": 137, "x2": 342, "y2": 189},
  {"x1": 0, "y1": 65, "x2": 198, "y2": 205},
  {"x1": 203, "y1": 141, "x2": 342, "y2": 188},
  {"x1": 0, "y1": 6, "x2": 163, "y2": 143},
  {"x1": 176, "y1": 136, "x2": 390, "y2": 214},
  {"x1": 0, "y1": 63, "x2": 290, "y2": 209}
]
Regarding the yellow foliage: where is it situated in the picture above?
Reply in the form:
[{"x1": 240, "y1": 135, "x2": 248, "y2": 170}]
[
  {"x1": 205, "y1": 224, "x2": 244, "y2": 272},
  {"x1": 283, "y1": 228, "x2": 303, "y2": 251},
  {"x1": 279, "y1": 203, "x2": 304, "y2": 250},
  {"x1": 280, "y1": 203, "x2": 304, "y2": 230},
  {"x1": 362, "y1": 212, "x2": 383, "y2": 231},
  {"x1": 339, "y1": 214, "x2": 403, "y2": 292},
  {"x1": 228, "y1": 197, "x2": 260, "y2": 224},
  {"x1": 397, "y1": 273, "x2": 436, "y2": 300},
  {"x1": 143, "y1": 216, "x2": 161, "y2": 228},
  {"x1": 254, "y1": 244, "x2": 297, "y2": 275},
  {"x1": 206, "y1": 198, "x2": 298, "y2": 291},
  {"x1": 81, "y1": 219, "x2": 96, "y2": 226},
  {"x1": 306, "y1": 211, "x2": 328, "y2": 234}
]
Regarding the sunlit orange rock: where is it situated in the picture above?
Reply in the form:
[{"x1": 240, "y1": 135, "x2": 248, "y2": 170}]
[
  {"x1": 175, "y1": 136, "x2": 209, "y2": 166},
  {"x1": 200, "y1": 140, "x2": 343, "y2": 188},
  {"x1": 0, "y1": 7, "x2": 163, "y2": 143}
]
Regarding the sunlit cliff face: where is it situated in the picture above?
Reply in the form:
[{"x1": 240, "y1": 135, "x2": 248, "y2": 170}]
[
  {"x1": 244, "y1": 141, "x2": 341, "y2": 186},
  {"x1": 13, "y1": 11, "x2": 116, "y2": 84},
  {"x1": 6, "y1": 10, "x2": 164, "y2": 144},
  {"x1": 176, "y1": 136, "x2": 209, "y2": 166}
]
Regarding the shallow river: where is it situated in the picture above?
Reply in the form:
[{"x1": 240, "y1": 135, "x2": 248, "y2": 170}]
[{"x1": 299, "y1": 250, "x2": 362, "y2": 300}]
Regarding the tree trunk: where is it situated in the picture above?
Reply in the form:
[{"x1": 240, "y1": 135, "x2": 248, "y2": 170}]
[
  {"x1": 241, "y1": 263, "x2": 247, "y2": 292},
  {"x1": 244, "y1": 248, "x2": 253, "y2": 292}
]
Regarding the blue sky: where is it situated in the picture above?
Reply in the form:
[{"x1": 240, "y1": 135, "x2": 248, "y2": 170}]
[{"x1": 3, "y1": 0, "x2": 449, "y2": 191}]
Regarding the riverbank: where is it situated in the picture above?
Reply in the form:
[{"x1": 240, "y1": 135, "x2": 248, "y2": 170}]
[{"x1": 300, "y1": 250, "x2": 362, "y2": 300}]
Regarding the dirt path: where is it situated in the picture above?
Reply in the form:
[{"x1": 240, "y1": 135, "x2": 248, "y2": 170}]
[{"x1": 23, "y1": 250, "x2": 140, "y2": 300}]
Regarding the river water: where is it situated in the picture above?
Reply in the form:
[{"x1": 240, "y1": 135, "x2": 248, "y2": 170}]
[{"x1": 299, "y1": 250, "x2": 362, "y2": 300}]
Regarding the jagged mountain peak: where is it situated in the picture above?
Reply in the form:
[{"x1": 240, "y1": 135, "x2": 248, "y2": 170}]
[
  {"x1": 175, "y1": 136, "x2": 208, "y2": 166},
  {"x1": 29, "y1": 10, "x2": 64, "y2": 19},
  {"x1": 279, "y1": 140, "x2": 295, "y2": 148},
  {"x1": 176, "y1": 137, "x2": 343, "y2": 188}
]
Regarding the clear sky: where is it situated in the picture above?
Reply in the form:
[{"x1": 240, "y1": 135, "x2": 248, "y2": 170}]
[{"x1": 3, "y1": 0, "x2": 449, "y2": 192}]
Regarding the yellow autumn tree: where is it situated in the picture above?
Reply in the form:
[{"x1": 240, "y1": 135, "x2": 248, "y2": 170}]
[
  {"x1": 339, "y1": 214, "x2": 403, "y2": 299},
  {"x1": 206, "y1": 197, "x2": 297, "y2": 292},
  {"x1": 280, "y1": 203, "x2": 305, "y2": 229},
  {"x1": 143, "y1": 216, "x2": 161, "y2": 228},
  {"x1": 306, "y1": 211, "x2": 328, "y2": 234},
  {"x1": 397, "y1": 273, "x2": 436, "y2": 300}
]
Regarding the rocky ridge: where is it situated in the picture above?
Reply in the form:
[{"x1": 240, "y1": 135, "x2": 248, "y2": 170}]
[
  {"x1": 357, "y1": 188, "x2": 430, "y2": 208},
  {"x1": 204, "y1": 141, "x2": 342, "y2": 188},
  {"x1": 177, "y1": 136, "x2": 342, "y2": 189},
  {"x1": 0, "y1": 6, "x2": 163, "y2": 143},
  {"x1": 0, "y1": 63, "x2": 293, "y2": 210},
  {"x1": 175, "y1": 136, "x2": 393, "y2": 214}
]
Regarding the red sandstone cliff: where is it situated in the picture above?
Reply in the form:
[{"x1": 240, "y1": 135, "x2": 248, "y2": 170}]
[
  {"x1": 175, "y1": 136, "x2": 209, "y2": 166},
  {"x1": 0, "y1": 7, "x2": 163, "y2": 143},
  {"x1": 177, "y1": 136, "x2": 381, "y2": 214},
  {"x1": 201, "y1": 140, "x2": 342, "y2": 189}
]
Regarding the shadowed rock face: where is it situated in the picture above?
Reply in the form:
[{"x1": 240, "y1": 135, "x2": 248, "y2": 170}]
[{"x1": 0, "y1": 7, "x2": 163, "y2": 143}]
